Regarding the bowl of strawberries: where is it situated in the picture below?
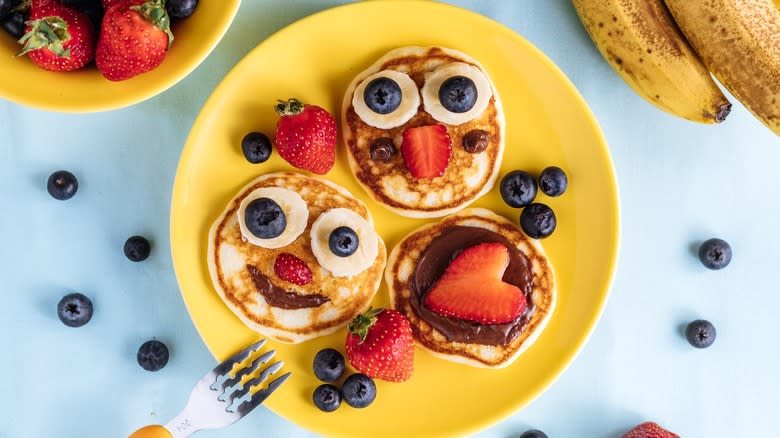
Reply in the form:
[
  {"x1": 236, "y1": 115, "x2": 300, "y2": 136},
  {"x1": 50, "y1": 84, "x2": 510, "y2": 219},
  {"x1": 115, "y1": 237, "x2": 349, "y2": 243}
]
[{"x1": 0, "y1": 0, "x2": 239, "y2": 112}]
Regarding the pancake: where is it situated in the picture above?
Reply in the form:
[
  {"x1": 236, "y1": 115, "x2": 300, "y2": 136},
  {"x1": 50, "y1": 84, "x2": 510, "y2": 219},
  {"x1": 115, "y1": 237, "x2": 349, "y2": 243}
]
[
  {"x1": 208, "y1": 172, "x2": 387, "y2": 343},
  {"x1": 385, "y1": 208, "x2": 555, "y2": 368},
  {"x1": 342, "y1": 46, "x2": 505, "y2": 218}
]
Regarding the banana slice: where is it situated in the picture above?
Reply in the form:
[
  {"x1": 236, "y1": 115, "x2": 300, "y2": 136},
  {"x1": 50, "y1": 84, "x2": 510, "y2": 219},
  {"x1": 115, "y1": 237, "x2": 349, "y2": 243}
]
[
  {"x1": 422, "y1": 62, "x2": 492, "y2": 125},
  {"x1": 237, "y1": 187, "x2": 308, "y2": 249},
  {"x1": 352, "y1": 70, "x2": 420, "y2": 129},
  {"x1": 310, "y1": 208, "x2": 379, "y2": 278}
]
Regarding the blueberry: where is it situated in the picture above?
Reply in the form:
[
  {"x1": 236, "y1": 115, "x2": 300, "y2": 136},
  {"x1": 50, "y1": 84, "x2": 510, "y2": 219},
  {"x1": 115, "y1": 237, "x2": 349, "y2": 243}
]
[
  {"x1": 1, "y1": 10, "x2": 26, "y2": 38},
  {"x1": 539, "y1": 166, "x2": 567, "y2": 197},
  {"x1": 686, "y1": 320, "x2": 716, "y2": 349},
  {"x1": 500, "y1": 170, "x2": 537, "y2": 208},
  {"x1": 166, "y1": 0, "x2": 198, "y2": 19},
  {"x1": 519, "y1": 430, "x2": 548, "y2": 438},
  {"x1": 439, "y1": 76, "x2": 477, "y2": 113},
  {"x1": 341, "y1": 373, "x2": 376, "y2": 408},
  {"x1": 312, "y1": 384, "x2": 341, "y2": 412},
  {"x1": 520, "y1": 203, "x2": 557, "y2": 239},
  {"x1": 241, "y1": 132, "x2": 272, "y2": 164},
  {"x1": 57, "y1": 293, "x2": 93, "y2": 328},
  {"x1": 0, "y1": 0, "x2": 20, "y2": 19},
  {"x1": 137, "y1": 340, "x2": 169, "y2": 372},
  {"x1": 364, "y1": 77, "x2": 402, "y2": 114},
  {"x1": 124, "y1": 236, "x2": 151, "y2": 262},
  {"x1": 698, "y1": 238, "x2": 731, "y2": 270},
  {"x1": 329, "y1": 226, "x2": 359, "y2": 257},
  {"x1": 47, "y1": 170, "x2": 78, "y2": 200},
  {"x1": 244, "y1": 198, "x2": 286, "y2": 239},
  {"x1": 62, "y1": 0, "x2": 103, "y2": 30},
  {"x1": 313, "y1": 348, "x2": 345, "y2": 382}
]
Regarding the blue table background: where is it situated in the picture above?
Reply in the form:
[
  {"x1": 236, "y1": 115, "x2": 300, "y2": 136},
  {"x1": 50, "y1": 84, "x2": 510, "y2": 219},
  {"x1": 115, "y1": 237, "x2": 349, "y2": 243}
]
[{"x1": 2, "y1": 1, "x2": 779, "y2": 437}]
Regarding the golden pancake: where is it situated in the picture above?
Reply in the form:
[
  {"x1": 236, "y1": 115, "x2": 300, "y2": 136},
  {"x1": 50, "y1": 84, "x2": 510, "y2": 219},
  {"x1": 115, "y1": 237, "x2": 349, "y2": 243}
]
[
  {"x1": 386, "y1": 208, "x2": 555, "y2": 368},
  {"x1": 342, "y1": 46, "x2": 505, "y2": 218},
  {"x1": 208, "y1": 172, "x2": 387, "y2": 343}
]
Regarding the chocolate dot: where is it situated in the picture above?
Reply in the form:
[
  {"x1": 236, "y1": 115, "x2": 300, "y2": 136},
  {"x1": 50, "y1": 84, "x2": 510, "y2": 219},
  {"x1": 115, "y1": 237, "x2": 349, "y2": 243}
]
[
  {"x1": 370, "y1": 138, "x2": 396, "y2": 162},
  {"x1": 462, "y1": 130, "x2": 489, "y2": 153}
]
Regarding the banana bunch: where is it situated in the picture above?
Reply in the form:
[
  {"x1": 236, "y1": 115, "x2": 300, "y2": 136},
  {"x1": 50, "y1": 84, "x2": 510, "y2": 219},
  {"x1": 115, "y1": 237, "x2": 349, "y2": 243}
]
[{"x1": 573, "y1": 0, "x2": 780, "y2": 136}]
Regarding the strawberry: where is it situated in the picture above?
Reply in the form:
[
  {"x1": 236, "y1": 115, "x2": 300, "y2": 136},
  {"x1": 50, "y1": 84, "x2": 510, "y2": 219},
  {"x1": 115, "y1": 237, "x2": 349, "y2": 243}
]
[
  {"x1": 400, "y1": 124, "x2": 451, "y2": 179},
  {"x1": 95, "y1": 0, "x2": 173, "y2": 81},
  {"x1": 345, "y1": 308, "x2": 414, "y2": 382},
  {"x1": 273, "y1": 98, "x2": 337, "y2": 175},
  {"x1": 273, "y1": 253, "x2": 312, "y2": 286},
  {"x1": 101, "y1": 0, "x2": 122, "y2": 8},
  {"x1": 18, "y1": 3, "x2": 95, "y2": 72},
  {"x1": 622, "y1": 422, "x2": 680, "y2": 438},
  {"x1": 424, "y1": 242, "x2": 526, "y2": 324}
]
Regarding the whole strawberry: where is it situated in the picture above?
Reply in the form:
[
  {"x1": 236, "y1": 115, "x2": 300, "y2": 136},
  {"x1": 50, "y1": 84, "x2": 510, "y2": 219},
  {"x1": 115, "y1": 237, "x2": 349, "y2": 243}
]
[
  {"x1": 274, "y1": 98, "x2": 337, "y2": 175},
  {"x1": 18, "y1": 3, "x2": 95, "y2": 72},
  {"x1": 622, "y1": 422, "x2": 680, "y2": 438},
  {"x1": 95, "y1": 0, "x2": 173, "y2": 81},
  {"x1": 345, "y1": 308, "x2": 414, "y2": 382}
]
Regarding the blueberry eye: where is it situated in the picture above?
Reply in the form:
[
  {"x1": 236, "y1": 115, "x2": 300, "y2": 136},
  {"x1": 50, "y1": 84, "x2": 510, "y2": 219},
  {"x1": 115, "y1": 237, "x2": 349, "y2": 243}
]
[
  {"x1": 363, "y1": 77, "x2": 403, "y2": 114},
  {"x1": 438, "y1": 76, "x2": 477, "y2": 113}
]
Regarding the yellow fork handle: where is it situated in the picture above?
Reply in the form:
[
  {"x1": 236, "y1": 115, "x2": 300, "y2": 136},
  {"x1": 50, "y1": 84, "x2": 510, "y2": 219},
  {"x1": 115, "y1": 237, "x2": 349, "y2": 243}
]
[{"x1": 129, "y1": 425, "x2": 173, "y2": 438}]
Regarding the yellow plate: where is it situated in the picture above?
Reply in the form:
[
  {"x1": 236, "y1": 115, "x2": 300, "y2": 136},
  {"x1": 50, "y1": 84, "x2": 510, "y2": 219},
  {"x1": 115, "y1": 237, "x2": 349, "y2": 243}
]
[
  {"x1": 171, "y1": 1, "x2": 620, "y2": 436},
  {"x1": 0, "y1": 0, "x2": 239, "y2": 113}
]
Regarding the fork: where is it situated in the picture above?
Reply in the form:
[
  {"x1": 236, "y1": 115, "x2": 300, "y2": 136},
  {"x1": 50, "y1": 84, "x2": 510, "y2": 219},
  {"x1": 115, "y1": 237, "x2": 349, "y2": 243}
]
[{"x1": 129, "y1": 339, "x2": 291, "y2": 438}]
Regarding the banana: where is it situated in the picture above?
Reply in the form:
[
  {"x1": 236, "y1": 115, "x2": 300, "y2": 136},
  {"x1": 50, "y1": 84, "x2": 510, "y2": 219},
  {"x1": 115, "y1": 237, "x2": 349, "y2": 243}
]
[
  {"x1": 310, "y1": 208, "x2": 379, "y2": 278},
  {"x1": 422, "y1": 62, "x2": 493, "y2": 125},
  {"x1": 664, "y1": 0, "x2": 780, "y2": 136},
  {"x1": 237, "y1": 187, "x2": 308, "y2": 249},
  {"x1": 353, "y1": 69, "x2": 420, "y2": 129},
  {"x1": 572, "y1": 0, "x2": 731, "y2": 123}
]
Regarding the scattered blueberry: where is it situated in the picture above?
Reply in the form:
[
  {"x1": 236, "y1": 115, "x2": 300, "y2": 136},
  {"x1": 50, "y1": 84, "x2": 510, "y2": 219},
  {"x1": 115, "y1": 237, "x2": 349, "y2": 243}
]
[
  {"x1": 313, "y1": 348, "x2": 345, "y2": 382},
  {"x1": 1, "y1": 10, "x2": 26, "y2": 38},
  {"x1": 166, "y1": 0, "x2": 198, "y2": 19},
  {"x1": 62, "y1": 0, "x2": 103, "y2": 30},
  {"x1": 124, "y1": 236, "x2": 151, "y2": 262},
  {"x1": 364, "y1": 77, "x2": 402, "y2": 114},
  {"x1": 313, "y1": 384, "x2": 341, "y2": 412},
  {"x1": 137, "y1": 340, "x2": 170, "y2": 372},
  {"x1": 698, "y1": 238, "x2": 731, "y2": 270},
  {"x1": 341, "y1": 373, "x2": 376, "y2": 408},
  {"x1": 370, "y1": 137, "x2": 396, "y2": 162},
  {"x1": 47, "y1": 170, "x2": 78, "y2": 200},
  {"x1": 439, "y1": 76, "x2": 477, "y2": 113},
  {"x1": 519, "y1": 203, "x2": 557, "y2": 239},
  {"x1": 686, "y1": 320, "x2": 716, "y2": 349},
  {"x1": 57, "y1": 293, "x2": 93, "y2": 328},
  {"x1": 0, "y1": 0, "x2": 20, "y2": 19},
  {"x1": 500, "y1": 170, "x2": 537, "y2": 208},
  {"x1": 244, "y1": 198, "x2": 286, "y2": 239},
  {"x1": 241, "y1": 132, "x2": 272, "y2": 164},
  {"x1": 539, "y1": 166, "x2": 567, "y2": 197},
  {"x1": 329, "y1": 226, "x2": 359, "y2": 257},
  {"x1": 519, "y1": 430, "x2": 548, "y2": 438}
]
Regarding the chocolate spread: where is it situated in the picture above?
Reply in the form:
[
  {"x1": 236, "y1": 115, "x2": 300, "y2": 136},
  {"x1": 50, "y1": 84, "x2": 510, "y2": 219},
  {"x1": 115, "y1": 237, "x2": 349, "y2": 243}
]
[
  {"x1": 408, "y1": 226, "x2": 535, "y2": 345},
  {"x1": 247, "y1": 265, "x2": 329, "y2": 309}
]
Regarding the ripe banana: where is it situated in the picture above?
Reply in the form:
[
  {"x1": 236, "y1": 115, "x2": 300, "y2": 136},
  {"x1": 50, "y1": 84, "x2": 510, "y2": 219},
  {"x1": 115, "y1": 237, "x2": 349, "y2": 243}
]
[
  {"x1": 237, "y1": 187, "x2": 308, "y2": 249},
  {"x1": 310, "y1": 208, "x2": 378, "y2": 278},
  {"x1": 664, "y1": 0, "x2": 780, "y2": 136},
  {"x1": 572, "y1": 0, "x2": 731, "y2": 123},
  {"x1": 353, "y1": 69, "x2": 419, "y2": 129}
]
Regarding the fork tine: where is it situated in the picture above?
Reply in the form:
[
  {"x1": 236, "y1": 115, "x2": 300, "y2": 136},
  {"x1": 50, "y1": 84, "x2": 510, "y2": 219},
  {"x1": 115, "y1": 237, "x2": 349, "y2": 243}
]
[
  {"x1": 227, "y1": 360, "x2": 285, "y2": 406},
  {"x1": 218, "y1": 350, "x2": 276, "y2": 393},
  {"x1": 236, "y1": 372, "x2": 292, "y2": 417},
  {"x1": 212, "y1": 339, "x2": 267, "y2": 376}
]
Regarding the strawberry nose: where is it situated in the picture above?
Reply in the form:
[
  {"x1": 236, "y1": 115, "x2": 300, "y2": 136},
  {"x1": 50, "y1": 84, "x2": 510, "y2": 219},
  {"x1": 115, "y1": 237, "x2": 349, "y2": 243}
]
[{"x1": 400, "y1": 124, "x2": 452, "y2": 179}]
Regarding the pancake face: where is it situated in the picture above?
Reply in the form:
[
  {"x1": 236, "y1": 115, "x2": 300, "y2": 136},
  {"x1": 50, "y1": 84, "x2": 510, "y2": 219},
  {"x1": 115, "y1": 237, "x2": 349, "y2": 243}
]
[
  {"x1": 343, "y1": 46, "x2": 505, "y2": 218},
  {"x1": 386, "y1": 208, "x2": 555, "y2": 368},
  {"x1": 208, "y1": 172, "x2": 387, "y2": 343}
]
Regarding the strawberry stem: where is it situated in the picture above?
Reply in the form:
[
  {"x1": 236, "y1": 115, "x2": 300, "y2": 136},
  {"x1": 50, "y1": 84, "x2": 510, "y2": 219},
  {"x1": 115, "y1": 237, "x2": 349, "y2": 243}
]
[
  {"x1": 348, "y1": 307, "x2": 383, "y2": 342},
  {"x1": 130, "y1": 0, "x2": 174, "y2": 48},
  {"x1": 18, "y1": 16, "x2": 71, "y2": 58},
  {"x1": 275, "y1": 98, "x2": 305, "y2": 116}
]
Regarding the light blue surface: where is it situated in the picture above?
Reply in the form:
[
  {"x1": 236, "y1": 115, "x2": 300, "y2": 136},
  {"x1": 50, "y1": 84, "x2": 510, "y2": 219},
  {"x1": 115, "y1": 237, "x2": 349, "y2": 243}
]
[{"x1": 2, "y1": 1, "x2": 779, "y2": 437}]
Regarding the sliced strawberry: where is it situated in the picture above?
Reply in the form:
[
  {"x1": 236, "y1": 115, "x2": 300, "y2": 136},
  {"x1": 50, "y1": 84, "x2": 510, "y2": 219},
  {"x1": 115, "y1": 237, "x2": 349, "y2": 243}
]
[
  {"x1": 622, "y1": 422, "x2": 680, "y2": 438},
  {"x1": 424, "y1": 242, "x2": 526, "y2": 324},
  {"x1": 401, "y1": 124, "x2": 451, "y2": 179},
  {"x1": 273, "y1": 253, "x2": 313, "y2": 286}
]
